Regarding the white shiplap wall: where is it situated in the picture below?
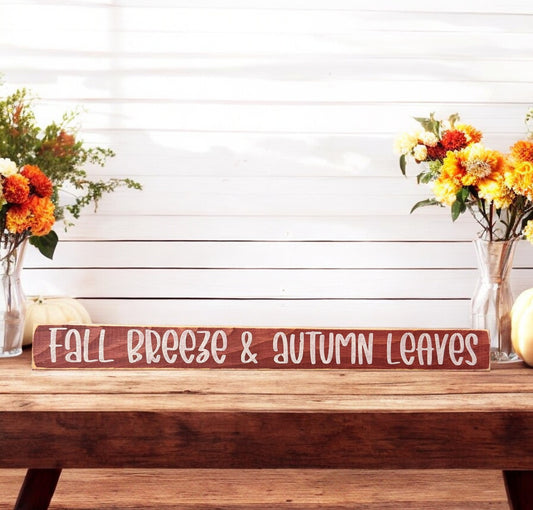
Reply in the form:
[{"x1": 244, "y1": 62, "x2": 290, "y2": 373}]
[{"x1": 2, "y1": 0, "x2": 533, "y2": 329}]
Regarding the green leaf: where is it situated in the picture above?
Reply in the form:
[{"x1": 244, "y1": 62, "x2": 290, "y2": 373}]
[
  {"x1": 451, "y1": 200, "x2": 462, "y2": 221},
  {"x1": 413, "y1": 112, "x2": 440, "y2": 137},
  {"x1": 29, "y1": 230, "x2": 59, "y2": 260},
  {"x1": 399, "y1": 154, "x2": 406, "y2": 176},
  {"x1": 457, "y1": 187, "x2": 470, "y2": 202},
  {"x1": 410, "y1": 198, "x2": 441, "y2": 214},
  {"x1": 451, "y1": 188, "x2": 469, "y2": 221},
  {"x1": 416, "y1": 171, "x2": 435, "y2": 184}
]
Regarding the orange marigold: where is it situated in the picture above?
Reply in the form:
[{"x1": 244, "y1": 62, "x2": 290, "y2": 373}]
[
  {"x1": 28, "y1": 195, "x2": 55, "y2": 236},
  {"x1": 3, "y1": 174, "x2": 30, "y2": 204},
  {"x1": 5, "y1": 203, "x2": 32, "y2": 234},
  {"x1": 510, "y1": 140, "x2": 533, "y2": 164},
  {"x1": 441, "y1": 130, "x2": 468, "y2": 151},
  {"x1": 21, "y1": 164, "x2": 53, "y2": 198}
]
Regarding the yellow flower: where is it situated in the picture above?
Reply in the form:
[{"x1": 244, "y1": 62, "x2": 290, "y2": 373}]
[
  {"x1": 505, "y1": 161, "x2": 533, "y2": 200},
  {"x1": 433, "y1": 151, "x2": 465, "y2": 205},
  {"x1": 524, "y1": 220, "x2": 533, "y2": 244},
  {"x1": 477, "y1": 176, "x2": 514, "y2": 209},
  {"x1": 440, "y1": 151, "x2": 466, "y2": 181},
  {"x1": 459, "y1": 143, "x2": 504, "y2": 187},
  {"x1": 432, "y1": 176, "x2": 462, "y2": 206},
  {"x1": 455, "y1": 123, "x2": 483, "y2": 144}
]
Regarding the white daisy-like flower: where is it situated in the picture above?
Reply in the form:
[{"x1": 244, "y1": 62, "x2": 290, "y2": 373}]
[
  {"x1": 393, "y1": 132, "x2": 418, "y2": 155},
  {"x1": 417, "y1": 131, "x2": 438, "y2": 148},
  {"x1": 413, "y1": 144, "x2": 428, "y2": 162},
  {"x1": 0, "y1": 158, "x2": 18, "y2": 177}
]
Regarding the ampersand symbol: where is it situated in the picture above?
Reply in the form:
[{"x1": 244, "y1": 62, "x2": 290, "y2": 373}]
[{"x1": 241, "y1": 331, "x2": 258, "y2": 364}]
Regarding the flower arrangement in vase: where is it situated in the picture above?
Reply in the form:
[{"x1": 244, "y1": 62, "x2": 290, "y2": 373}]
[
  {"x1": 394, "y1": 111, "x2": 533, "y2": 361},
  {"x1": 0, "y1": 83, "x2": 141, "y2": 357}
]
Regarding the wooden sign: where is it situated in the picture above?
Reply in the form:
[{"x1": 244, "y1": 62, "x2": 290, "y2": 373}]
[{"x1": 32, "y1": 325, "x2": 490, "y2": 370}]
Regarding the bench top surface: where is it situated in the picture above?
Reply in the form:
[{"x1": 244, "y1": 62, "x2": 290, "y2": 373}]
[
  {"x1": 2, "y1": 350, "x2": 533, "y2": 413},
  {"x1": 2, "y1": 350, "x2": 533, "y2": 470}
]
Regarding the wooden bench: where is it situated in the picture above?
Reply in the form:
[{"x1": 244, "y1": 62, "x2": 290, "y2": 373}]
[
  {"x1": 0, "y1": 468, "x2": 510, "y2": 508},
  {"x1": 1, "y1": 350, "x2": 532, "y2": 509}
]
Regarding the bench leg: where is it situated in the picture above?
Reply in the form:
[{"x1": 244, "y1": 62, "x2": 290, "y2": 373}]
[
  {"x1": 14, "y1": 469, "x2": 62, "y2": 510},
  {"x1": 503, "y1": 470, "x2": 533, "y2": 510}
]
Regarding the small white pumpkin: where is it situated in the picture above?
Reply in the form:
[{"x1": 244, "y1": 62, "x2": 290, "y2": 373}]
[
  {"x1": 511, "y1": 288, "x2": 533, "y2": 366},
  {"x1": 23, "y1": 296, "x2": 92, "y2": 346}
]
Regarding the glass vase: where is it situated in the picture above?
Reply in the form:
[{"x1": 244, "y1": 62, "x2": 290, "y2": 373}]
[
  {"x1": 0, "y1": 234, "x2": 27, "y2": 358},
  {"x1": 471, "y1": 237, "x2": 519, "y2": 363}
]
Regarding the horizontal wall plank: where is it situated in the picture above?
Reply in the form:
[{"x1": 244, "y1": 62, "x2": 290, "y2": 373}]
[
  {"x1": 21, "y1": 0, "x2": 529, "y2": 14},
  {"x1": 114, "y1": 0, "x2": 533, "y2": 13},
  {"x1": 20, "y1": 103, "x2": 531, "y2": 135},
  {"x1": 75, "y1": 298, "x2": 472, "y2": 329},
  {"x1": 81, "y1": 176, "x2": 430, "y2": 216},
  {"x1": 7, "y1": 57, "x2": 533, "y2": 89},
  {"x1": 23, "y1": 241, "x2": 533, "y2": 270},
  {"x1": 4, "y1": 27, "x2": 533, "y2": 60},
  {"x1": 5, "y1": 74, "x2": 533, "y2": 104},
  {"x1": 75, "y1": 132, "x2": 524, "y2": 179},
  {"x1": 6, "y1": 6, "x2": 533, "y2": 34},
  {"x1": 57, "y1": 214, "x2": 481, "y2": 242},
  {"x1": 20, "y1": 268, "x2": 533, "y2": 299}
]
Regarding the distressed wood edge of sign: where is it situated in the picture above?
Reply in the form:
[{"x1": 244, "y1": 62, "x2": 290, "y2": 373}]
[{"x1": 31, "y1": 324, "x2": 491, "y2": 371}]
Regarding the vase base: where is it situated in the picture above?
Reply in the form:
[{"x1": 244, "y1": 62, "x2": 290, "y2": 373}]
[
  {"x1": 490, "y1": 350, "x2": 520, "y2": 363},
  {"x1": 0, "y1": 346, "x2": 22, "y2": 358}
]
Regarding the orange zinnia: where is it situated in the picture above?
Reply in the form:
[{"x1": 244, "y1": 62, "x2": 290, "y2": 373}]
[
  {"x1": 441, "y1": 130, "x2": 468, "y2": 151},
  {"x1": 510, "y1": 140, "x2": 533, "y2": 163},
  {"x1": 5, "y1": 203, "x2": 32, "y2": 234},
  {"x1": 3, "y1": 174, "x2": 30, "y2": 204},
  {"x1": 21, "y1": 164, "x2": 53, "y2": 198},
  {"x1": 28, "y1": 195, "x2": 55, "y2": 236}
]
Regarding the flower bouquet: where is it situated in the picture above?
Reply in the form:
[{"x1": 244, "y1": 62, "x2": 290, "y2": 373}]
[
  {"x1": 394, "y1": 112, "x2": 533, "y2": 242},
  {"x1": 0, "y1": 84, "x2": 141, "y2": 356},
  {"x1": 0, "y1": 87, "x2": 141, "y2": 259},
  {"x1": 394, "y1": 111, "x2": 533, "y2": 361}
]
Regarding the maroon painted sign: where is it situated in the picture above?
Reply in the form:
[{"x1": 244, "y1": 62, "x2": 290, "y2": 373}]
[{"x1": 32, "y1": 325, "x2": 490, "y2": 370}]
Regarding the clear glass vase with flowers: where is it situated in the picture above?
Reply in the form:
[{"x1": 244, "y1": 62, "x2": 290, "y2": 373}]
[
  {"x1": 395, "y1": 112, "x2": 533, "y2": 361},
  {"x1": 0, "y1": 84, "x2": 141, "y2": 356}
]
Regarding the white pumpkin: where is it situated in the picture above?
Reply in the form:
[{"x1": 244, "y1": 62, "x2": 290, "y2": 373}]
[
  {"x1": 511, "y1": 288, "x2": 533, "y2": 366},
  {"x1": 23, "y1": 297, "x2": 92, "y2": 346}
]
